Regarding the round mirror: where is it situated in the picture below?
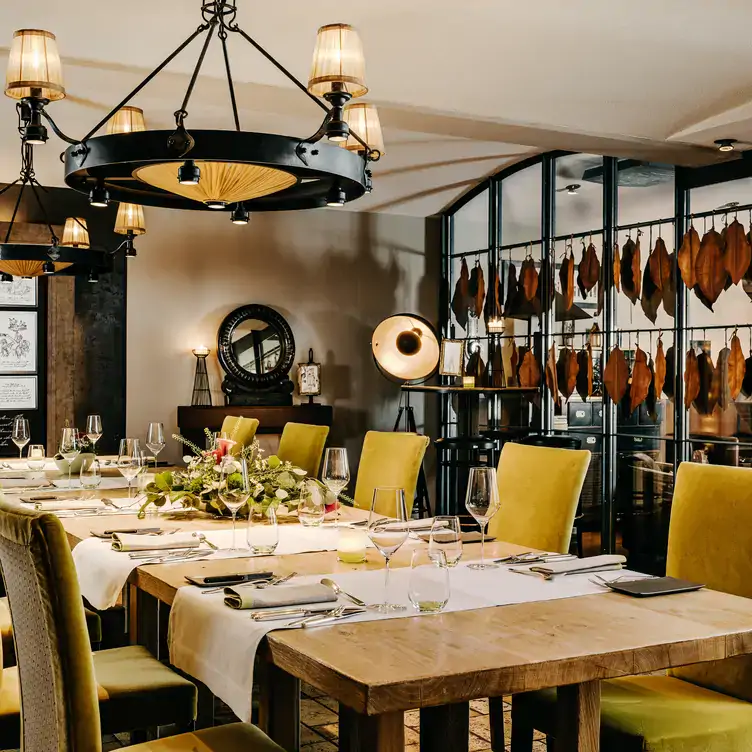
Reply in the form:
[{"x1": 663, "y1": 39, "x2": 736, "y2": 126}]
[{"x1": 231, "y1": 318, "x2": 282, "y2": 374}]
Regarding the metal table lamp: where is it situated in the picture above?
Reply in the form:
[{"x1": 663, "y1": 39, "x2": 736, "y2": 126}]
[{"x1": 191, "y1": 345, "x2": 212, "y2": 406}]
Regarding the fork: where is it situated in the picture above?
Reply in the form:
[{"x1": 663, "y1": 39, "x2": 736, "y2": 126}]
[{"x1": 287, "y1": 605, "x2": 346, "y2": 628}]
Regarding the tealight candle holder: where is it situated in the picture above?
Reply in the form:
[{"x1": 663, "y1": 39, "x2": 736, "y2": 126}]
[
  {"x1": 337, "y1": 526, "x2": 367, "y2": 563},
  {"x1": 462, "y1": 375, "x2": 475, "y2": 388}
]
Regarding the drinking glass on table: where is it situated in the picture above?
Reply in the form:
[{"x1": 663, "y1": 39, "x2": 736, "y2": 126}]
[
  {"x1": 145, "y1": 422, "x2": 165, "y2": 467},
  {"x1": 26, "y1": 444, "x2": 46, "y2": 472},
  {"x1": 409, "y1": 549, "x2": 450, "y2": 613},
  {"x1": 60, "y1": 427, "x2": 81, "y2": 489},
  {"x1": 246, "y1": 503, "x2": 279, "y2": 555},
  {"x1": 322, "y1": 447, "x2": 350, "y2": 523},
  {"x1": 367, "y1": 487, "x2": 409, "y2": 613},
  {"x1": 298, "y1": 480, "x2": 326, "y2": 527},
  {"x1": 12, "y1": 416, "x2": 30, "y2": 459},
  {"x1": 465, "y1": 466, "x2": 501, "y2": 571},
  {"x1": 218, "y1": 456, "x2": 251, "y2": 552},
  {"x1": 117, "y1": 438, "x2": 142, "y2": 500},
  {"x1": 80, "y1": 459, "x2": 102, "y2": 499},
  {"x1": 85, "y1": 415, "x2": 102, "y2": 455},
  {"x1": 428, "y1": 515, "x2": 463, "y2": 567}
]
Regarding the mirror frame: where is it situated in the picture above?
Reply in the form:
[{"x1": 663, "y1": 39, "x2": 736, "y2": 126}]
[{"x1": 217, "y1": 304, "x2": 295, "y2": 389}]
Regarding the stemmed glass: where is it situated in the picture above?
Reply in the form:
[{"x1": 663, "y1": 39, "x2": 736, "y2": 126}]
[
  {"x1": 465, "y1": 466, "x2": 501, "y2": 570},
  {"x1": 86, "y1": 415, "x2": 103, "y2": 455},
  {"x1": 322, "y1": 448, "x2": 350, "y2": 524},
  {"x1": 367, "y1": 487, "x2": 409, "y2": 613},
  {"x1": 80, "y1": 459, "x2": 102, "y2": 499},
  {"x1": 429, "y1": 515, "x2": 463, "y2": 567},
  {"x1": 60, "y1": 427, "x2": 81, "y2": 489},
  {"x1": 218, "y1": 456, "x2": 251, "y2": 552},
  {"x1": 146, "y1": 422, "x2": 165, "y2": 468},
  {"x1": 117, "y1": 438, "x2": 142, "y2": 500},
  {"x1": 12, "y1": 417, "x2": 30, "y2": 459}
]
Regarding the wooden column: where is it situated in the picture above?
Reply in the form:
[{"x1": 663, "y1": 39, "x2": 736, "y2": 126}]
[{"x1": 46, "y1": 276, "x2": 75, "y2": 454}]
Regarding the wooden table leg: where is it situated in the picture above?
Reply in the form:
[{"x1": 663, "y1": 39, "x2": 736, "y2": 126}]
[
  {"x1": 257, "y1": 661, "x2": 300, "y2": 751},
  {"x1": 420, "y1": 702, "x2": 469, "y2": 751},
  {"x1": 339, "y1": 705, "x2": 404, "y2": 752},
  {"x1": 555, "y1": 681, "x2": 600, "y2": 752}
]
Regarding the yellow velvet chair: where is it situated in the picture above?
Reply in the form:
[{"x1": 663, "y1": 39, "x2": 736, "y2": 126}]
[
  {"x1": 509, "y1": 462, "x2": 752, "y2": 752},
  {"x1": 277, "y1": 422, "x2": 330, "y2": 477},
  {"x1": 487, "y1": 442, "x2": 591, "y2": 554},
  {"x1": 220, "y1": 415, "x2": 259, "y2": 456},
  {"x1": 353, "y1": 431, "x2": 429, "y2": 516}
]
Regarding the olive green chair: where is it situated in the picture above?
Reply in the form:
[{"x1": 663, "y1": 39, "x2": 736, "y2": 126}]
[
  {"x1": 353, "y1": 431, "x2": 430, "y2": 516},
  {"x1": 220, "y1": 415, "x2": 259, "y2": 456},
  {"x1": 0, "y1": 498, "x2": 284, "y2": 751},
  {"x1": 277, "y1": 422, "x2": 329, "y2": 477},
  {"x1": 509, "y1": 462, "x2": 752, "y2": 752}
]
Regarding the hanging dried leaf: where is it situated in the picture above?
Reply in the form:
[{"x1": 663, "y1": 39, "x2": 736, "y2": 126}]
[
  {"x1": 576, "y1": 345, "x2": 593, "y2": 401},
  {"x1": 664, "y1": 346, "x2": 676, "y2": 401},
  {"x1": 603, "y1": 346, "x2": 629, "y2": 404},
  {"x1": 693, "y1": 350, "x2": 718, "y2": 416},
  {"x1": 469, "y1": 263, "x2": 486, "y2": 318},
  {"x1": 695, "y1": 228, "x2": 728, "y2": 306},
  {"x1": 716, "y1": 347, "x2": 732, "y2": 411},
  {"x1": 684, "y1": 349, "x2": 700, "y2": 410},
  {"x1": 654, "y1": 338, "x2": 667, "y2": 399},
  {"x1": 723, "y1": 218, "x2": 751, "y2": 285},
  {"x1": 662, "y1": 252, "x2": 676, "y2": 318},
  {"x1": 559, "y1": 253, "x2": 574, "y2": 311},
  {"x1": 556, "y1": 347, "x2": 579, "y2": 400},
  {"x1": 578, "y1": 243, "x2": 600, "y2": 296},
  {"x1": 746, "y1": 229, "x2": 752, "y2": 284},
  {"x1": 648, "y1": 237, "x2": 672, "y2": 291},
  {"x1": 729, "y1": 333, "x2": 745, "y2": 400},
  {"x1": 545, "y1": 344, "x2": 560, "y2": 405},
  {"x1": 645, "y1": 358, "x2": 658, "y2": 422},
  {"x1": 451, "y1": 258, "x2": 471, "y2": 330},
  {"x1": 613, "y1": 243, "x2": 621, "y2": 292},
  {"x1": 621, "y1": 237, "x2": 641, "y2": 304},
  {"x1": 520, "y1": 258, "x2": 539, "y2": 302},
  {"x1": 641, "y1": 262, "x2": 661, "y2": 324},
  {"x1": 518, "y1": 348, "x2": 541, "y2": 388},
  {"x1": 743, "y1": 355, "x2": 752, "y2": 398},
  {"x1": 677, "y1": 225, "x2": 701, "y2": 289},
  {"x1": 629, "y1": 347, "x2": 651, "y2": 414},
  {"x1": 504, "y1": 262, "x2": 518, "y2": 316}
]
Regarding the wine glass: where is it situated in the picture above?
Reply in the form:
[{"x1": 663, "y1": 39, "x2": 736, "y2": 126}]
[
  {"x1": 322, "y1": 448, "x2": 350, "y2": 524},
  {"x1": 465, "y1": 466, "x2": 501, "y2": 571},
  {"x1": 26, "y1": 444, "x2": 46, "y2": 472},
  {"x1": 298, "y1": 480, "x2": 326, "y2": 527},
  {"x1": 86, "y1": 415, "x2": 103, "y2": 455},
  {"x1": 409, "y1": 549, "x2": 450, "y2": 613},
  {"x1": 12, "y1": 417, "x2": 30, "y2": 459},
  {"x1": 117, "y1": 438, "x2": 142, "y2": 500},
  {"x1": 428, "y1": 515, "x2": 463, "y2": 567},
  {"x1": 146, "y1": 422, "x2": 166, "y2": 468},
  {"x1": 218, "y1": 456, "x2": 251, "y2": 552},
  {"x1": 80, "y1": 459, "x2": 102, "y2": 499},
  {"x1": 60, "y1": 427, "x2": 81, "y2": 490},
  {"x1": 367, "y1": 487, "x2": 409, "y2": 613}
]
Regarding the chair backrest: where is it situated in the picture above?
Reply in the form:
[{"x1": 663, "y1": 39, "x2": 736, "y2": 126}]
[
  {"x1": 220, "y1": 415, "x2": 259, "y2": 456},
  {"x1": 277, "y1": 422, "x2": 330, "y2": 477},
  {"x1": 487, "y1": 442, "x2": 591, "y2": 554},
  {"x1": 353, "y1": 431, "x2": 430, "y2": 516},
  {"x1": 0, "y1": 499, "x2": 101, "y2": 751},
  {"x1": 668, "y1": 463, "x2": 752, "y2": 701}
]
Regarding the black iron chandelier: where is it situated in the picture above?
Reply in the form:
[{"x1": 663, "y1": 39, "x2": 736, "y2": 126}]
[{"x1": 8, "y1": 1, "x2": 384, "y2": 218}]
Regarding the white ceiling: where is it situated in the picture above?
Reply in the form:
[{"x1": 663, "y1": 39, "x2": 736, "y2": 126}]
[{"x1": 2, "y1": 0, "x2": 752, "y2": 217}]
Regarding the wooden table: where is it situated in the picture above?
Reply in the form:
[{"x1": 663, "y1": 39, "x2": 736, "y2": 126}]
[{"x1": 61, "y1": 510, "x2": 752, "y2": 752}]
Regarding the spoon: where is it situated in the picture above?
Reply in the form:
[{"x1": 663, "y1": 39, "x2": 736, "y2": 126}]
[
  {"x1": 320, "y1": 578, "x2": 367, "y2": 607},
  {"x1": 193, "y1": 533, "x2": 218, "y2": 550}
]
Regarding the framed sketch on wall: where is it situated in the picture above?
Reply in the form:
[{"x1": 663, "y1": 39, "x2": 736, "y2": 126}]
[
  {"x1": 0, "y1": 376, "x2": 37, "y2": 409},
  {"x1": 439, "y1": 339, "x2": 465, "y2": 377},
  {"x1": 0, "y1": 277, "x2": 37, "y2": 307},
  {"x1": 0, "y1": 311, "x2": 36, "y2": 373}
]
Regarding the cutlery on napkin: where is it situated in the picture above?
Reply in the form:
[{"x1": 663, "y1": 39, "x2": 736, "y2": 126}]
[
  {"x1": 224, "y1": 583, "x2": 337, "y2": 610},
  {"x1": 510, "y1": 554, "x2": 626, "y2": 580},
  {"x1": 20, "y1": 497, "x2": 104, "y2": 512},
  {"x1": 112, "y1": 531, "x2": 199, "y2": 552}
]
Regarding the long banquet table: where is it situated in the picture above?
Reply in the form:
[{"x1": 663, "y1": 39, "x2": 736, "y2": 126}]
[{"x1": 58, "y1": 503, "x2": 752, "y2": 752}]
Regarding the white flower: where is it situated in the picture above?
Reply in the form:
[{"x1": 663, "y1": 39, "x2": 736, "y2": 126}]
[
  {"x1": 254, "y1": 484, "x2": 264, "y2": 496},
  {"x1": 292, "y1": 468, "x2": 307, "y2": 476},
  {"x1": 183, "y1": 455, "x2": 193, "y2": 464},
  {"x1": 275, "y1": 488, "x2": 289, "y2": 500}
]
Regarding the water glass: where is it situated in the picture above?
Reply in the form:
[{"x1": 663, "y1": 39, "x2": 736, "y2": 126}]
[
  {"x1": 86, "y1": 415, "x2": 102, "y2": 454},
  {"x1": 218, "y1": 456, "x2": 251, "y2": 552},
  {"x1": 409, "y1": 549, "x2": 450, "y2": 613},
  {"x1": 61, "y1": 427, "x2": 81, "y2": 489},
  {"x1": 26, "y1": 444, "x2": 46, "y2": 472},
  {"x1": 117, "y1": 438, "x2": 142, "y2": 500},
  {"x1": 298, "y1": 480, "x2": 326, "y2": 527},
  {"x1": 322, "y1": 447, "x2": 350, "y2": 522},
  {"x1": 146, "y1": 422, "x2": 166, "y2": 466},
  {"x1": 428, "y1": 515, "x2": 463, "y2": 567},
  {"x1": 12, "y1": 416, "x2": 30, "y2": 459},
  {"x1": 465, "y1": 466, "x2": 501, "y2": 571},
  {"x1": 246, "y1": 504, "x2": 279, "y2": 554},
  {"x1": 80, "y1": 459, "x2": 102, "y2": 499}
]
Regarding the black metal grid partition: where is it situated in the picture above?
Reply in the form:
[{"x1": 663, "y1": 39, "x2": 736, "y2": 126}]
[{"x1": 441, "y1": 151, "x2": 752, "y2": 572}]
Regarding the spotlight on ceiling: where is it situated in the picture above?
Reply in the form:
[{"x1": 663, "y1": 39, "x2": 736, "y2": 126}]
[
  {"x1": 371, "y1": 314, "x2": 440, "y2": 385},
  {"x1": 88, "y1": 270, "x2": 99, "y2": 283},
  {"x1": 178, "y1": 159, "x2": 201, "y2": 185},
  {"x1": 231, "y1": 203, "x2": 249, "y2": 225},
  {"x1": 42, "y1": 260, "x2": 55, "y2": 275},
  {"x1": 89, "y1": 180, "x2": 109, "y2": 207},
  {"x1": 715, "y1": 139, "x2": 737, "y2": 153},
  {"x1": 566, "y1": 183, "x2": 580, "y2": 195},
  {"x1": 0, "y1": 273, "x2": 12, "y2": 284},
  {"x1": 326, "y1": 184, "x2": 346, "y2": 207}
]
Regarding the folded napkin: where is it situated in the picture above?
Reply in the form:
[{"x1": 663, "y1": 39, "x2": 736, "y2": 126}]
[
  {"x1": 224, "y1": 583, "x2": 337, "y2": 610},
  {"x1": 112, "y1": 532, "x2": 199, "y2": 552},
  {"x1": 527, "y1": 554, "x2": 626, "y2": 576}
]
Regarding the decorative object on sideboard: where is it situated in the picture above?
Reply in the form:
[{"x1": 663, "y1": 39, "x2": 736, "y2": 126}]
[
  {"x1": 191, "y1": 346, "x2": 212, "y2": 407},
  {"x1": 439, "y1": 339, "x2": 465, "y2": 378},
  {"x1": 217, "y1": 304, "x2": 295, "y2": 406},
  {"x1": 371, "y1": 314, "x2": 439, "y2": 385},
  {"x1": 297, "y1": 349, "x2": 322, "y2": 403}
]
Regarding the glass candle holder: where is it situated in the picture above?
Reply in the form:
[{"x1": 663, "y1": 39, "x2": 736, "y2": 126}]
[
  {"x1": 27, "y1": 444, "x2": 46, "y2": 472},
  {"x1": 462, "y1": 375, "x2": 475, "y2": 388},
  {"x1": 337, "y1": 526, "x2": 367, "y2": 563}
]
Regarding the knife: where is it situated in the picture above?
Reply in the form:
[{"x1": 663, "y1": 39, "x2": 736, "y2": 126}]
[{"x1": 301, "y1": 608, "x2": 365, "y2": 628}]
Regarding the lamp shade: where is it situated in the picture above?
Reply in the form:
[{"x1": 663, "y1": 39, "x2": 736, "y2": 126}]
[
  {"x1": 371, "y1": 314, "x2": 439, "y2": 384},
  {"x1": 61, "y1": 217, "x2": 90, "y2": 248},
  {"x1": 307, "y1": 24, "x2": 367, "y2": 98},
  {"x1": 106, "y1": 106, "x2": 146, "y2": 135},
  {"x1": 114, "y1": 202, "x2": 146, "y2": 235},
  {"x1": 343, "y1": 102, "x2": 385, "y2": 156},
  {"x1": 5, "y1": 29, "x2": 65, "y2": 101}
]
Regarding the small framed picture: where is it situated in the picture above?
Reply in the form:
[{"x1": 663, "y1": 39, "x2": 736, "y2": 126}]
[
  {"x1": 297, "y1": 361, "x2": 322, "y2": 396},
  {"x1": 0, "y1": 375, "x2": 37, "y2": 409},
  {"x1": 439, "y1": 339, "x2": 465, "y2": 377},
  {"x1": 0, "y1": 277, "x2": 37, "y2": 307}
]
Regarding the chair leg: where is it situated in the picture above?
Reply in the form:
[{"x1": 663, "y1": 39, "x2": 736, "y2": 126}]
[
  {"x1": 130, "y1": 728, "x2": 157, "y2": 743},
  {"x1": 509, "y1": 696, "x2": 534, "y2": 752},
  {"x1": 488, "y1": 697, "x2": 506, "y2": 752}
]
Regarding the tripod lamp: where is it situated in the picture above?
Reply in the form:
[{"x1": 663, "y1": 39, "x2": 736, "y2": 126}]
[{"x1": 371, "y1": 314, "x2": 439, "y2": 384}]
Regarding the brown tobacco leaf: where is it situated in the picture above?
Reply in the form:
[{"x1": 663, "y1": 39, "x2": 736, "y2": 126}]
[
  {"x1": 716, "y1": 347, "x2": 732, "y2": 411},
  {"x1": 451, "y1": 258, "x2": 471, "y2": 329},
  {"x1": 641, "y1": 263, "x2": 661, "y2": 324},
  {"x1": 648, "y1": 237, "x2": 672, "y2": 292},
  {"x1": 621, "y1": 237, "x2": 641, "y2": 304},
  {"x1": 520, "y1": 258, "x2": 539, "y2": 302},
  {"x1": 578, "y1": 243, "x2": 600, "y2": 296},
  {"x1": 576, "y1": 345, "x2": 593, "y2": 401},
  {"x1": 504, "y1": 262, "x2": 518, "y2": 316},
  {"x1": 469, "y1": 263, "x2": 486, "y2": 319},
  {"x1": 559, "y1": 253, "x2": 574, "y2": 311},
  {"x1": 746, "y1": 229, "x2": 752, "y2": 284},
  {"x1": 693, "y1": 350, "x2": 718, "y2": 416},
  {"x1": 545, "y1": 344, "x2": 560, "y2": 405},
  {"x1": 556, "y1": 347, "x2": 579, "y2": 400},
  {"x1": 518, "y1": 348, "x2": 541, "y2": 388},
  {"x1": 613, "y1": 242, "x2": 621, "y2": 292},
  {"x1": 729, "y1": 333, "x2": 745, "y2": 400},
  {"x1": 630, "y1": 347, "x2": 651, "y2": 414},
  {"x1": 677, "y1": 225, "x2": 701, "y2": 290},
  {"x1": 662, "y1": 253, "x2": 676, "y2": 318},
  {"x1": 664, "y1": 346, "x2": 676, "y2": 401},
  {"x1": 684, "y1": 349, "x2": 700, "y2": 410},
  {"x1": 654, "y1": 338, "x2": 667, "y2": 398},
  {"x1": 695, "y1": 228, "x2": 728, "y2": 306},
  {"x1": 603, "y1": 346, "x2": 629, "y2": 404},
  {"x1": 723, "y1": 218, "x2": 751, "y2": 285}
]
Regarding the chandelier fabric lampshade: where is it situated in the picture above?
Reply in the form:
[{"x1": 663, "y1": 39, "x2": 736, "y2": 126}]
[
  {"x1": 106, "y1": 106, "x2": 146, "y2": 135},
  {"x1": 61, "y1": 217, "x2": 90, "y2": 248},
  {"x1": 343, "y1": 103, "x2": 385, "y2": 156},
  {"x1": 114, "y1": 203, "x2": 146, "y2": 235},
  {"x1": 308, "y1": 24, "x2": 367, "y2": 98},
  {"x1": 4, "y1": 29, "x2": 65, "y2": 101},
  {"x1": 371, "y1": 314, "x2": 440, "y2": 384},
  {"x1": 0, "y1": 259, "x2": 71, "y2": 277}
]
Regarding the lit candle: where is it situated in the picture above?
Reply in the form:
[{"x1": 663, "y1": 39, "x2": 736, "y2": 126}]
[
  {"x1": 462, "y1": 375, "x2": 475, "y2": 388},
  {"x1": 337, "y1": 527, "x2": 367, "y2": 563}
]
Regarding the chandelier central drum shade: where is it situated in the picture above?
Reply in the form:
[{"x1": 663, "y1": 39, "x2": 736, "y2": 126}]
[
  {"x1": 4, "y1": 29, "x2": 65, "y2": 101},
  {"x1": 371, "y1": 314, "x2": 440, "y2": 384}
]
